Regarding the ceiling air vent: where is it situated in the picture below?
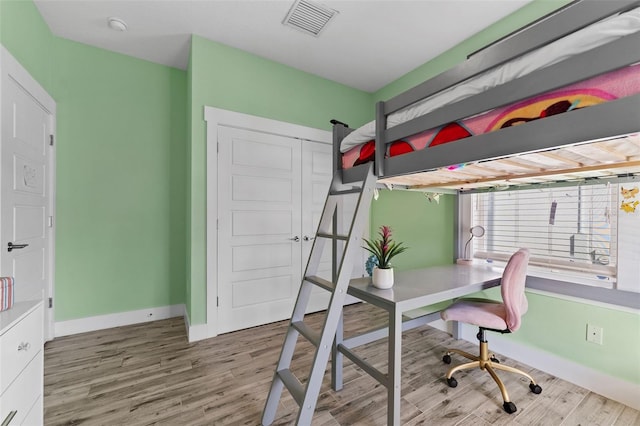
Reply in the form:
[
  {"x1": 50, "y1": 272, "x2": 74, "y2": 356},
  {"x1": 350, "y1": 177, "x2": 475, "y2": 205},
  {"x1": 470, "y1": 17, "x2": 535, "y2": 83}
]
[{"x1": 283, "y1": 0, "x2": 338, "y2": 37}]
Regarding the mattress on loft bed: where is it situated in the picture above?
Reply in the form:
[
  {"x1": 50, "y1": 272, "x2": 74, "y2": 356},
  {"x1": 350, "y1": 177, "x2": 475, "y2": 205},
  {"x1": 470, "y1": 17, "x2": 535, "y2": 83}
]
[
  {"x1": 342, "y1": 63, "x2": 640, "y2": 168},
  {"x1": 341, "y1": 5, "x2": 640, "y2": 169}
]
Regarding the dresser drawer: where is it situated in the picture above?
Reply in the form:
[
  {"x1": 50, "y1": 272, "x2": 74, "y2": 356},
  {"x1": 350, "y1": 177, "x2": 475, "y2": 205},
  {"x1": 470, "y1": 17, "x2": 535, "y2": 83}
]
[
  {"x1": 0, "y1": 304, "x2": 43, "y2": 393},
  {"x1": 0, "y1": 350, "x2": 42, "y2": 425},
  {"x1": 21, "y1": 395, "x2": 42, "y2": 426},
  {"x1": 19, "y1": 397, "x2": 44, "y2": 426}
]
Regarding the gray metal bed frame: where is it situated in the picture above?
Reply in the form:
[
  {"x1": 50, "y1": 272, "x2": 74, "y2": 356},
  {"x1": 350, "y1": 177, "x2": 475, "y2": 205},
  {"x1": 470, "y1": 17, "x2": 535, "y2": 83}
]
[
  {"x1": 334, "y1": 0, "x2": 640, "y2": 184},
  {"x1": 263, "y1": 3, "x2": 640, "y2": 424},
  {"x1": 331, "y1": 0, "x2": 640, "y2": 309}
]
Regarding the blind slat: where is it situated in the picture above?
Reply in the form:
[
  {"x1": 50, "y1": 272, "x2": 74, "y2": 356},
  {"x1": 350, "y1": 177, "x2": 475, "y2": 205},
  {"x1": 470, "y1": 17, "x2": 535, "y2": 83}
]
[{"x1": 472, "y1": 183, "x2": 617, "y2": 281}]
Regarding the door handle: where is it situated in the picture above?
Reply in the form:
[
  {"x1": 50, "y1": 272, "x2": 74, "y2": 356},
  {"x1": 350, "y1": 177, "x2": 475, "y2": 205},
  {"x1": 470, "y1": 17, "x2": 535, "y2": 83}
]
[
  {"x1": 289, "y1": 236, "x2": 300, "y2": 242},
  {"x1": 303, "y1": 235, "x2": 315, "y2": 242},
  {"x1": 7, "y1": 242, "x2": 29, "y2": 252},
  {"x1": 1, "y1": 410, "x2": 17, "y2": 426}
]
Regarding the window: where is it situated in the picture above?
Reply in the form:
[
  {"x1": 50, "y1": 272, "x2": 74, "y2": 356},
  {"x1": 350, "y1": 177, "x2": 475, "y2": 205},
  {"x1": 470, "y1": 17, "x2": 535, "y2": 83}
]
[{"x1": 469, "y1": 182, "x2": 620, "y2": 288}]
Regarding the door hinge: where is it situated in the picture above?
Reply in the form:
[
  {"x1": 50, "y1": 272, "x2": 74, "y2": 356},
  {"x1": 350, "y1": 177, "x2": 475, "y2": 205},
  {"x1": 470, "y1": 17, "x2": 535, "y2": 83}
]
[
  {"x1": 48, "y1": 297, "x2": 53, "y2": 308},
  {"x1": 48, "y1": 216, "x2": 54, "y2": 227},
  {"x1": 49, "y1": 134, "x2": 54, "y2": 146},
  {"x1": 217, "y1": 142, "x2": 219, "y2": 154},
  {"x1": 217, "y1": 219, "x2": 219, "y2": 230},
  {"x1": 217, "y1": 296, "x2": 219, "y2": 307}
]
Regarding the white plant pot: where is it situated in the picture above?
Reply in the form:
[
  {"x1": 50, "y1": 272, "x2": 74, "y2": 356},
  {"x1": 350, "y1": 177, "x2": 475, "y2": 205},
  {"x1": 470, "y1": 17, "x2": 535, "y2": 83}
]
[{"x1": 372, "y1": 267, "x2": 394, "y2": 289}]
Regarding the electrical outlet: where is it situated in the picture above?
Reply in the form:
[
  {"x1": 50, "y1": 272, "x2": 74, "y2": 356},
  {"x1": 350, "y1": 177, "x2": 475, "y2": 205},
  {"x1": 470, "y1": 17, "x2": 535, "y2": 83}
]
[{"x1": 586, "y1": 324, "x2": 603, "y2": 345}]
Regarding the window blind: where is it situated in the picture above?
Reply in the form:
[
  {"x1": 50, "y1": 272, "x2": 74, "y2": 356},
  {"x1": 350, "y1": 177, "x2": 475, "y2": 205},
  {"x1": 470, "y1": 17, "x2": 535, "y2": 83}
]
[{"x1": 472, "y1": 183, "x2": 618, "y2": 283}]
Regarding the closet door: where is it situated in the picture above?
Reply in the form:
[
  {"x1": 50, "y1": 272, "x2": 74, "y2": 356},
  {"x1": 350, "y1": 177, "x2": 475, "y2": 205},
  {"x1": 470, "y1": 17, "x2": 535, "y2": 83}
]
[
  {"x1": 301, "y1": 141, "x2": 333, "y2": 313},
  {"x1": 217, "y1": 128, "x2": 364, "y2": 333},
  {"x1": 217, "y1": 126, "x2": 302, "y2": 334},
  {"x1": 301, "y1": 142, "x2": 365, "y2": 313}
]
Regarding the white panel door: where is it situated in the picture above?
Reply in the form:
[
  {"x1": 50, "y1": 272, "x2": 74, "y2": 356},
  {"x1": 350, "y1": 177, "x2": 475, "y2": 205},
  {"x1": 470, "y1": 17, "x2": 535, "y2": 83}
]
[
  {"x1": 301, "y1": 141, "x2": 333, "y2": 313},
  {"x1": 217, "y1": 126, "x2": 302, "y2": 334},
  {"x1": 1, "y1": 49, "x2": 55, "y2": 340},
  {"x1": 298, "y1": 141, "x2": 366, "y2": 313}
]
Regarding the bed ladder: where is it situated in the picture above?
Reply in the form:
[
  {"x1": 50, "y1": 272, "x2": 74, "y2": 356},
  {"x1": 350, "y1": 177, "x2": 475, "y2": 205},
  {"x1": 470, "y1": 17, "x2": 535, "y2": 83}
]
[{"x1": 261, "y1": 163, "x2": 376, "y2": 425}]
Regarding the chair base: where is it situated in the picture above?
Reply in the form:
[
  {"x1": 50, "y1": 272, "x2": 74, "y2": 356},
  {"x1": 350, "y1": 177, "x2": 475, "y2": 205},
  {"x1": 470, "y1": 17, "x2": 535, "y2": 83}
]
[{"x1": 443, "y1": 329, "x2": 542, "y2": 414}]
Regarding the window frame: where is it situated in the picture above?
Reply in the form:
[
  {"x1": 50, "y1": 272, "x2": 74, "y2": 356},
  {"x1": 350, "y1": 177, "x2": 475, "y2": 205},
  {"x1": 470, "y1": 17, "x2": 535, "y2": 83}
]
[{"x1": 457, "y1": 178, "x2": 640, "y2": 309}]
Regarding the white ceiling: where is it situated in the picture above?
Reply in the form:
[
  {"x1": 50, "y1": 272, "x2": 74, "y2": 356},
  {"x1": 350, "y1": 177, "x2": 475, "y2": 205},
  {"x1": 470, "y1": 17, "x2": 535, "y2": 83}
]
[{"x1": 34, "y1": 0, "x2": 533, "y2": 92}]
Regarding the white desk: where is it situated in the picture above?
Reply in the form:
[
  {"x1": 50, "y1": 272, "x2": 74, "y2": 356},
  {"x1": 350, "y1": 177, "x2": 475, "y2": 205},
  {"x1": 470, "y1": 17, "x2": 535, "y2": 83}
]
[{"x1": 331, "y1": 264, "x2": 503, "y2": 425}]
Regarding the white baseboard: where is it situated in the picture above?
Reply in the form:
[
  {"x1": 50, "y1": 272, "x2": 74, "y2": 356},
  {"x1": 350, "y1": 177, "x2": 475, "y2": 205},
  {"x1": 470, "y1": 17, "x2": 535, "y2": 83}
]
[
  {"x1": 182, "y1": 306, "x2": 214, "y2": 342},
  {"x1": 55, "y1": 304, "x2": 185, "y2": 337},
  {"x1": 459, "y1": 324, "x2": 640, "y2": 411}
]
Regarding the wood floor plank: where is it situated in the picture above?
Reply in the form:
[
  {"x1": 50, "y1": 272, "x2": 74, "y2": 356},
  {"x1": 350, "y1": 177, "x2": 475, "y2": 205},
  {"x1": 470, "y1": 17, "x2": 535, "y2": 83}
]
[
  {"x1": 43, "y1": 304, "x2": 639, "y2": 425},
  {"x1": 614, "y1": 405, "x2": 640, "y2": 426},
  {"x1": 452, "y1": 413, "x2": 494, "y2": 426},
  {"x1": 148, "y1": 405, "x2": 206, "y2": 426},
  {"x1": 561, "y1": 392, "x2": 627, "y2": 426},
  {"x1": 513, "y1": 378, "x2": 589, "y2": 426}
]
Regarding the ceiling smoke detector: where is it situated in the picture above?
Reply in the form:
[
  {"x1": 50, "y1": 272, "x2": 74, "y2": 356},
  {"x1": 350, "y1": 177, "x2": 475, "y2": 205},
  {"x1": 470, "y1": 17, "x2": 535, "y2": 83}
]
[
  {"x1": 107, "y1": 17, "x2": 128, "y2": 32},
  {"x1": 283, "y1": 0, "x2": 338, "y2": 37}
]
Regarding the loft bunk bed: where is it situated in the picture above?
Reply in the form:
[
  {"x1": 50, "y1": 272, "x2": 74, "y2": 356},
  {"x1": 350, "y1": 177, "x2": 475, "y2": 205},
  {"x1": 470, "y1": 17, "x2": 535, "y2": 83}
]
[
  {"x1": 263, "y1": 2, "x2": 640, "y2": 424},
  {"x1": 333, "y1": 0, "x2": 640, "y2": 191}
]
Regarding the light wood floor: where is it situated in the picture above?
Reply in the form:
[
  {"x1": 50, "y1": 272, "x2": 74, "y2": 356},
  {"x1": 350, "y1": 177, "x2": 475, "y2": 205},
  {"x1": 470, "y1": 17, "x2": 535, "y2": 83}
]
[{"x1": 44, "y1": 303, "x2": 639, "y2": 425}]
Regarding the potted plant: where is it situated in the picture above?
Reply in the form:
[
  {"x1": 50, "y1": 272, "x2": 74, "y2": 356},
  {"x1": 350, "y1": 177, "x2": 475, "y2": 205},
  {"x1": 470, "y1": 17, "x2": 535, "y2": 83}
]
[{"x1": 362, "y1": 225, "x2": 408, "y2": 289}]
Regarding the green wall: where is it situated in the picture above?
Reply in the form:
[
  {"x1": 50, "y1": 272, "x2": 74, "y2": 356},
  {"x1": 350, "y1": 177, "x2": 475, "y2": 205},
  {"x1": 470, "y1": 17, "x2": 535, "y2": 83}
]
[
  {"x1": 1, "y1": 0, "x2": 187, "y2": 321},
  {"x1": 0, "y1": 0, "x2": 53, "y2": 91},
  {"x1": 52, "y1": 39, "x2": 187, "y2": 320},
  {"x1": 187, "y1": 35, "x2": 372, "y2": 324},
  {"x1": 373, "y1": 0, "x2": 638, "y2": 384},
  {"x1": 516, "y1": 293, "x2": 640, "y2": 383},
  {"x1": 370, "y1": 191, "x2": 455, "y2": 270}
]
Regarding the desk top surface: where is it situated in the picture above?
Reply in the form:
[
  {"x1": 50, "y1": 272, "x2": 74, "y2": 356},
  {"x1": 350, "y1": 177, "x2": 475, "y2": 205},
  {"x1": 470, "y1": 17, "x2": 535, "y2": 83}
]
[{"x1": 347, "y1": 264, "x2": 503, "y2": 312}]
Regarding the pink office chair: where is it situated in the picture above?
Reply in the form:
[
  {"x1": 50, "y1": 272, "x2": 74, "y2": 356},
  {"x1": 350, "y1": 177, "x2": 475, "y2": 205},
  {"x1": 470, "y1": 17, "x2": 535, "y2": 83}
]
[{"x1": 440, "y1": 248, "x2": 542, "y2": 414}]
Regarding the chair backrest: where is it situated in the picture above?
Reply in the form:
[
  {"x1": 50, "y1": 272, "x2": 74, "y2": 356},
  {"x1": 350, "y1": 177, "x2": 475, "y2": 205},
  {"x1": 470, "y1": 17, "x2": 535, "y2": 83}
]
[{"x1": 501, "y1": 248, "x2": 530, "y2": 332}]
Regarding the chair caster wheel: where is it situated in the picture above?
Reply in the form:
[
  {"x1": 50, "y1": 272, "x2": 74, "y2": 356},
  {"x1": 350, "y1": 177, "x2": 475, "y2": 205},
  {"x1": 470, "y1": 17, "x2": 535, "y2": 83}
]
[
  {"x1": 443, "y1": 354, "x2": 452, "y2": 364},
  {"x1": 490, "y1": 356, "x2": 500, "y2": 363},
  {"x1": 529, "y1": 383, "x2": 542, "y2": 394},
  {"x1": 446, "y1": 377, "x2": 457, "y2": 388},
  {"x1": 503, "y1": 401, "x2": 517, "y2": 414}
]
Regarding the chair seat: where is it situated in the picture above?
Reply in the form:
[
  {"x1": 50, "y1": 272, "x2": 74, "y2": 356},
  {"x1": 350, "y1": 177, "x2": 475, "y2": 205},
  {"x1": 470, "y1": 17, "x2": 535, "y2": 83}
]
[{"x1": 441, "y1": 299, "x2": 508, "y2": 331}]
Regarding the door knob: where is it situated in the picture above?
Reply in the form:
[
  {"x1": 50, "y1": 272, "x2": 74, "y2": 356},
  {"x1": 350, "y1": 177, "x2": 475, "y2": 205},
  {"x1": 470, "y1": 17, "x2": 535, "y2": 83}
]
[
  {"x1": 7, "y1": 242, "x2": 29, "y2": 252},
  {"x1": 289, "y1": 236, "x2": 300, "y2": 242},
  {"x1": 303, "y1": 235, "x2": 315, "y2": 242}
]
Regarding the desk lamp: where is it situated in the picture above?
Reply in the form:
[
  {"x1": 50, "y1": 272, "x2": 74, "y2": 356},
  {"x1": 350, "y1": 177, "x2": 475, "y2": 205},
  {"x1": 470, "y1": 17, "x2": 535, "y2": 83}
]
[{"x1": 457, "y1": 225, "x2": 485, "y2": 265}]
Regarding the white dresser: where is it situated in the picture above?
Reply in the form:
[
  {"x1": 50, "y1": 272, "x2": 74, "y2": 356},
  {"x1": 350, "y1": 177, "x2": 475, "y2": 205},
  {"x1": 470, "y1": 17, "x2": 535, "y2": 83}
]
[{"x1": 0, "y1": 301, "x2": 43, "y2": 426}]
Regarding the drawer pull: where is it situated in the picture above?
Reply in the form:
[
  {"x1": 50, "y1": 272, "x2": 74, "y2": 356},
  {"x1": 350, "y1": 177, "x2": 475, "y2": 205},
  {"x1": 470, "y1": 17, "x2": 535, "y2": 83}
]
[
  {"x1": 1, "y1": 410, "x2": 17, "y2": 426},
  {"x1": 17, "y1": 342, "x2": 31, "y2": 351}
]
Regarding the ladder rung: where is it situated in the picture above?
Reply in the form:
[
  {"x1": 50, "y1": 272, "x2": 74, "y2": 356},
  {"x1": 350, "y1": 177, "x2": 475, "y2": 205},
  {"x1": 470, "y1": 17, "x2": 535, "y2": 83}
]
[
  {"x1": 316, "y1": 232, "x2": 348, "y2": 241},
  {"x1": 305, "y1": 275, "x2": 336, "y2": 292},
  {"x1": 291, "y1": 321, "x2": 320, "y2": 347},
  {"x1": 329, "y1": 187, "x2": 362, "y2": 196},
  {"x1": 278, "y1": 369, "x2": 305, "y2": 407}
]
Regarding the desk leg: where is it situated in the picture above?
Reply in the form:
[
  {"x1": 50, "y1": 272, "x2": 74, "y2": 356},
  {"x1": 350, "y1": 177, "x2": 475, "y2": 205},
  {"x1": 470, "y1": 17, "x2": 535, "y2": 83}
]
[
  {"x1": 331, "y1": 310, "x2": 344, "y2": 391},
  {"x1": 388, "y1": 308, "x2": 402, "y2": 426},
  {"x1": 452, "y1": 320, "x2": 462, "y2": 340}
]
